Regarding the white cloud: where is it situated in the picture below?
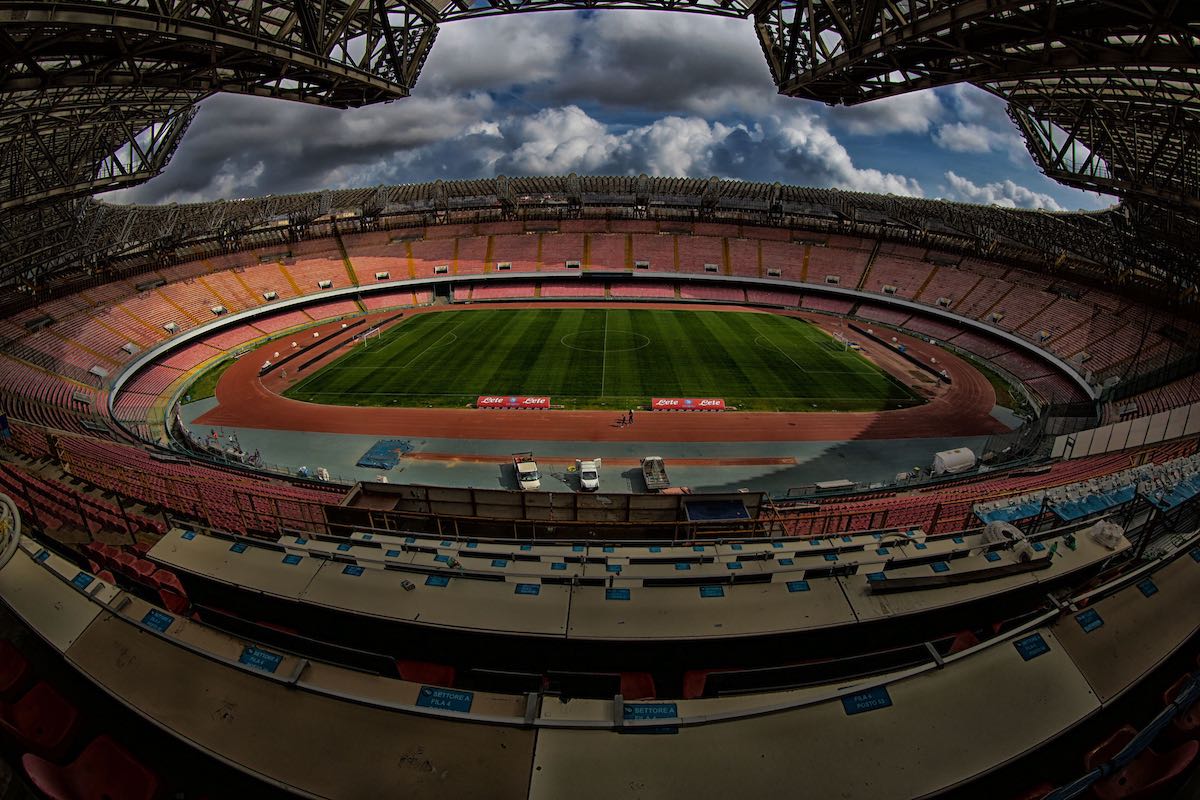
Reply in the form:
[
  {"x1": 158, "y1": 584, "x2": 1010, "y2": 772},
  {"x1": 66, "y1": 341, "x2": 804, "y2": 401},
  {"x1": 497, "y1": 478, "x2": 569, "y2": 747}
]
[
  {"x1": 942, "y1": 171, "x2": 1064, "y2": 211},
  {"x1": 505, "y1": 106, "x2": 620, "y2": 174},
  {"x1": 933, "y1": 122, "x2": 1000, "y2": 153},
  {"x1": 830, "y1": 92, "x2": 945, "y2": 135}
]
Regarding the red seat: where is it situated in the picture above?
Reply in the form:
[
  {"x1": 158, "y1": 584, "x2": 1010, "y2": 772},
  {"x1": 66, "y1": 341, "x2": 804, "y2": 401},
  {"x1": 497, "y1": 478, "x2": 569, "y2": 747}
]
[
  {"x1": 620, "y1": 672, "x2": 656, "y2": 701},
  {"x1": 1085, "y1": 724, "x2": 1199, "y2": 800},
  {"x1": 0, "y1": 640, "x2": 32, "y2": 701},
  {"x1": 0, "y1": 681, "x2": 80, "y2": 760},
  {"x1": 681, "y1": 669, "x2": 714, "y2": 700},
  {"x1": 1011, "y1": 782, "x2": 1054, "y2": 800},
  {"x1": 22, "y1": 735, "x2": 161, "y2": 800},
  {"x1": 156, "y1": 589, "x2": 189, "y2": 615},
  {"x1": 150, "y1": 570, "x2": 185, "y2": 595},
  {"x1": 1163, "y1": 674, "x2": 1200, "y2": 743},
  {"x1": 395, "y1": 659, "x2": 455, "y2": 687}
]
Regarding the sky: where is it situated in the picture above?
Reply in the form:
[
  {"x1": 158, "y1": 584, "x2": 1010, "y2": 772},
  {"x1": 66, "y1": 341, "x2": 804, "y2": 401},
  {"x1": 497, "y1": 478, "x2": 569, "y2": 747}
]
[{"x1": 108, "y1": 12, "x2": 1113, "y2": 212}]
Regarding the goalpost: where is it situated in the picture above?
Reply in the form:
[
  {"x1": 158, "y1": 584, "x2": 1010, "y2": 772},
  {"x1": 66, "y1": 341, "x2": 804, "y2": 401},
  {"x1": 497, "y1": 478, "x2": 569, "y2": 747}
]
[{"x1": 358, "y1": 327, "x2": 382, "y2": 349}]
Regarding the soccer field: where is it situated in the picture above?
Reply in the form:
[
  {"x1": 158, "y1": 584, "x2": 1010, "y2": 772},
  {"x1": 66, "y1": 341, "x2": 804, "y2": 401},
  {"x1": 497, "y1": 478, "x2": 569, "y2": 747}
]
[{"x1": 282, "y1": 308, "x2": 922, "y2": 412}]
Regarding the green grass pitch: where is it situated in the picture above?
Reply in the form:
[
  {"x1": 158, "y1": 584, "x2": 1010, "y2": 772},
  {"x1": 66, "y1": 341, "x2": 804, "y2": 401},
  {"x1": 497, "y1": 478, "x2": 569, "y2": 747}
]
[{"x1": 282, "y1": 308, "x2": 922, "y2": 412}]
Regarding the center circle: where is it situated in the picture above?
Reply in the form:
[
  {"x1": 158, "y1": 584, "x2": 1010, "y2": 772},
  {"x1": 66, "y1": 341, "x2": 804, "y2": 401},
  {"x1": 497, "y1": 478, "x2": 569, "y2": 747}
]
[{"x1": 560, "y1": 330, "x2": 651, "y2": 353}]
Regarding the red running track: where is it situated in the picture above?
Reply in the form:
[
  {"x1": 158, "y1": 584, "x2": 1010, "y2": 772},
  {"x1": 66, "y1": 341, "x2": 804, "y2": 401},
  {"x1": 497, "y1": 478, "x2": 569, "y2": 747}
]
[{"x1": 196, "y1": 303, "x2": 1009, "y2": 443}]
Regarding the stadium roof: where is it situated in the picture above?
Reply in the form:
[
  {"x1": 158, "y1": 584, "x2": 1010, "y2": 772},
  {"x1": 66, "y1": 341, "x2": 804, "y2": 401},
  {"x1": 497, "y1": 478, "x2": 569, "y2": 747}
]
[{"x1": 1, "y1": 1, "x2": 1197, "y2": 293}]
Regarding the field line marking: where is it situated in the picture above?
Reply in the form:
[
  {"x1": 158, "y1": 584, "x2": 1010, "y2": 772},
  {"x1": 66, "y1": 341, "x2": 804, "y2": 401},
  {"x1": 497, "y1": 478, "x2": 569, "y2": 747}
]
[
  {"x1": 600, "y1": 308, "x2": 608, "y2": 397},
  {"x1": 752, "y1": 332, "x2": 809, "y2": 375},
  {"x1": 396, "y1": 316, "x2": 474, "y2": 371}
]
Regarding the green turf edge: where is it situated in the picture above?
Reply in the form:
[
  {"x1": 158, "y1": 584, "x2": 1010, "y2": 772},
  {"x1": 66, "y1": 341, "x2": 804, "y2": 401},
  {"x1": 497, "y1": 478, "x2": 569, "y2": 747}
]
[
  {"x1": 282, "y1": 308, "x2": 926, "y2": 413},
  {"x1": 181, "y1": 358, "x2": 236, "y2": 403}
]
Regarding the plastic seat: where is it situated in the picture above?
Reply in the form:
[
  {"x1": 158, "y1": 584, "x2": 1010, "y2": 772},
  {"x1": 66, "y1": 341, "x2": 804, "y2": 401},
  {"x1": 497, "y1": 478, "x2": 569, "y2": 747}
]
[
  {"x1": 0, "y1": 640, "x2": 32, "y2": 701},
  {"x1": 150, "y1": 571, "x2": 185, "y2": 595},
  {"x1": 395, "y1": 660, "x2": 455, "y2": 687},
  {"x1": 0, "y1": 681, "x2": 80, "y2": 760},
  {"x1": 620, "y1": 672, "x2": 656, "y2": 701},
  {"x1": 22, "y1": 735, "x2": 161, "y2": 800},
  {"x1": 1163, "y1": 674, "x2": 1200, "y2": 743},
  {"x1": 156, "y1": 589, "x2": 189, "y2": 615},
  {"x1": 1085, "y1": 724, "x2": 1200, "y2": 800}
]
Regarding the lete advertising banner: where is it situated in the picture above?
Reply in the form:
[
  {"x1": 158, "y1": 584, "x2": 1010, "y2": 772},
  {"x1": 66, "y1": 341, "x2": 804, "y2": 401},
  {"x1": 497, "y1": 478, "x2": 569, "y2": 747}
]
[
  {"x1": 476, "y1": 396, "x2": 551, "y2": 410},
  {"x1": 651, "y1": 397, "x2": 726, "y2": 411}
]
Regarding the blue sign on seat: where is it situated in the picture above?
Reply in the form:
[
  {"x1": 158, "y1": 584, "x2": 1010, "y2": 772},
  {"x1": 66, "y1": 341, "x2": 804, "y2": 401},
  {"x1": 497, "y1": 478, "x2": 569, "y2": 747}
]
[
  {"x1": 1075, "y1": 609, "x2": 1104, "y2": 633},
  {"x1": 141, "y1": 609, "x2": 174, "y2": 633},
  {"x1": 603, "y1": 546, "x2": 615, "y2": 553},
  {"x1": 876, "y1": 547, "x2": 889, "y2": 556},
  {"x1": 385, "y1": 549, "x2": 401, "y2": 558},
  {"x1": 520, "y1": 545, "x2": 532, "y2": 551},
  {"x1": 842, "y1": 686, "x2": 892, "y2": 716},
  {"x1": 984, "y1": 552, "x2": 1001, "y2": 563},
  {"x1": 551, "y1": 562, "x2": 567, "y2": 571},
  {"x1": 866, "y1": 572, "x2": 886, "y2": 583},
  {"x1": 405, "y1": 536, "x2": 416, "y2": 544},
  {"x1": 342, "y1": 565, "x2": 364, "y2": 577},
  {"x1": 674, "y1": 563, "x2": 691, "y2": 571},
  {"x1": 573, "y1": 545, "x2": 585, "y2": 552},
  {"x1": 239, "y1": 646, "x2": 282, "y2": 674},
  {"x1": 699, "y1": 586, "x2": 725, "y2": 598},
  {"x1": 772, "y1": 542, "x2": 784, "y2": 549},
  {"x1": 606, "y1": 564, "x2": 622, "y2": 573},
  {"x1": 71, "y1": 572, "x2": 93, "y2": 590},
  {"x1": 931, "y1": 561, "x2": 950, "y2": 573},
  {"x1": 181, "y1": 531, "x2": 196, "y2": 541},
  {"x1": 623, "y1": 703, "x2": 679, "y2": 734},
  {"x1": 1013, "y1": 633, "x2": 1050, "y2": 661},
  {"x1": 295, "y1": 538, "x2": 307, "y2": 546},
  {"x1": 336, "y1": 543, "x2": 352, "y2": 552},
  {"x1": 778, "y1": 558, "x2": 794, "y2": 566},
  {"x1": 417, "y1": 686, "x2": 473, "y2": 713},
  {"x1": 914, "y1": 542, "x2": 928, "y2": 550},
  {"x1": 515, "y1": 583, "x2": 540, "y2": 596},
  {"x1": 952, "y1": 537, "x2": 965, "y2": 544},
  {"x1": 606, "y1": 588, "x2": 630, "y2": 601},
  {"x1": 726, "y1": 562, "x2": 743, "y2": 570},
  {"x1": 440, "y1": 540, "x2": 451, "y2": 547},
  {"x1": 692, "y1": 545, "x2": 705, "y2": 552},
  {"x1": 33, "y1": 549, "x2": 49, "y2": 563},
  {"x1": 1191, "y1": 547, "x2": 1200, "y2": 563},
  {"x1": 731, "y1": 544, "x2": 743, "y2": 551},
  {"x1": 229, "y1": 542, "x2": 248, "y2": 554},
  {"x1": 823, "y1": 554, "x2": 838, "y2": 562},
  {"x1": 1137, "y1": 578, "x2": 1158, "y2": 598},
  {"x1": 649, "y1": 546, "x2": 662, "y2": 553},
  {"x1": 1032, "y1": 541, "x2": 1046, "y2": 552},
  {"x1": 434, "y1": 554, "x2": 450, "y2": 563},
  {"x1": 466, "y1": 542, "x2": 478, "y2": 549},
  {"x1": 786, "y1": 580, "x2": 810, "y2": 593},
  {"x1": 491, "y1": 559, "x2": 508, "y2": 568},
  {"x1": 425, "y1": 575, "x2": 450, "y2": 587},
  {"x1": 282, "y1": 554, "x2": 302, "y2": 566}
]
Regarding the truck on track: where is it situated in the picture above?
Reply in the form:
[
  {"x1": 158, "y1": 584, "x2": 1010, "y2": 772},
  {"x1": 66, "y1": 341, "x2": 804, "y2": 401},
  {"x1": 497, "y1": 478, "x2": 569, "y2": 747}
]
[
  {"x1": 576, "y1": 458, "x2": 602, "y2": 492},
  {"x1": 640, "y1": 456, "x2": 671, "y2": 492},
  {"x1": 512, "y1": 451, "x2": 541, "y2": 491}
]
